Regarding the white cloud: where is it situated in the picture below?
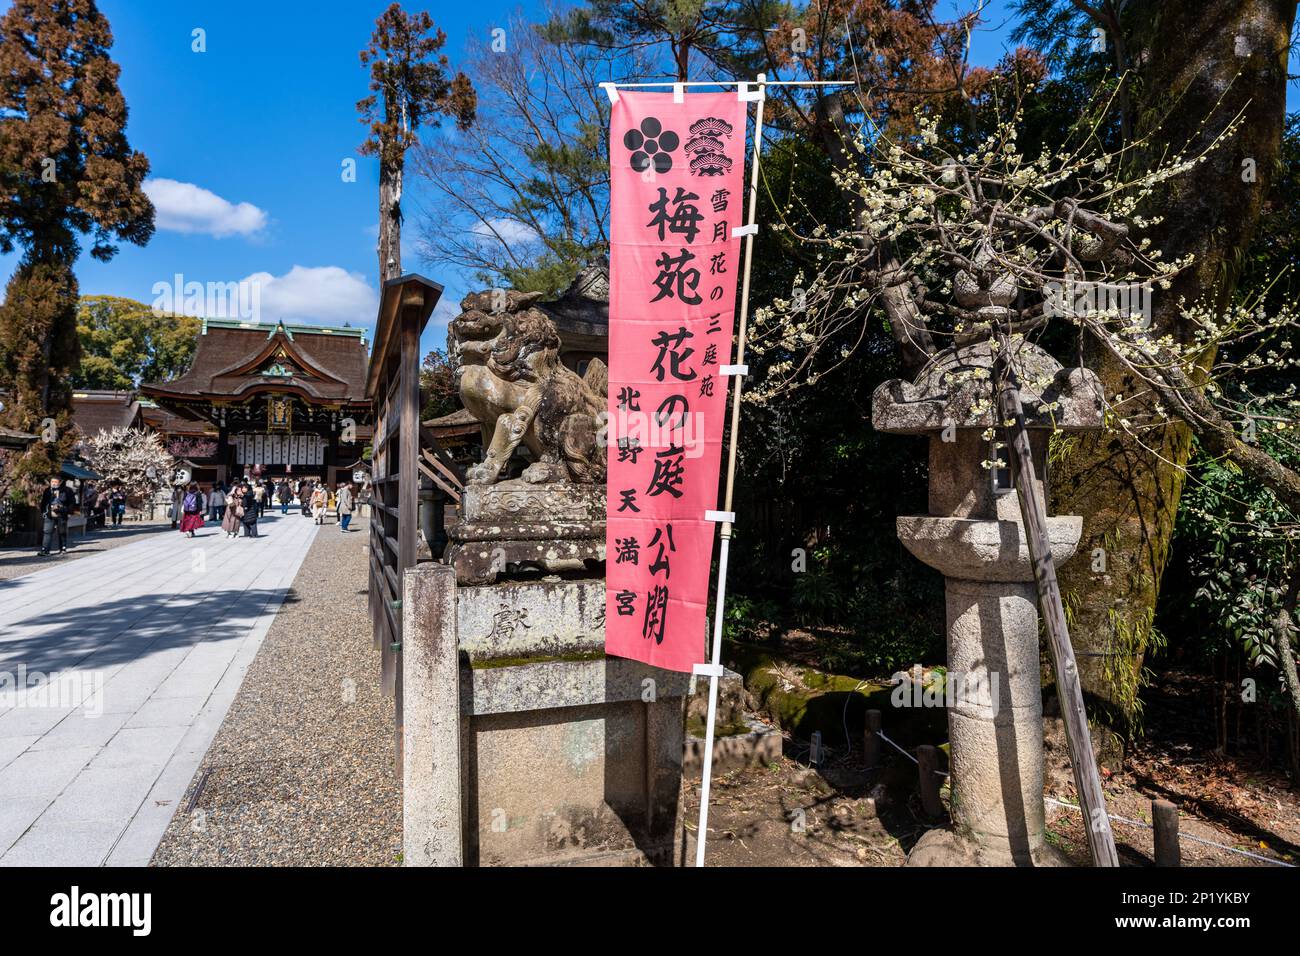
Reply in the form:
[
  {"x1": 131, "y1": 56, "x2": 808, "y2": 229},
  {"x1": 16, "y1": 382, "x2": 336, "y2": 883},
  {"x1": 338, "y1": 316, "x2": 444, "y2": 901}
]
[
  {"x1": 472, "y1": 217, "x2": 539, "y2": 246},
  {"x1": 240, "y1": 265, "x2": 378, "y2": 326},
  {"x1": 144, "y1": 178, "x2": 268, "y2": 238}
]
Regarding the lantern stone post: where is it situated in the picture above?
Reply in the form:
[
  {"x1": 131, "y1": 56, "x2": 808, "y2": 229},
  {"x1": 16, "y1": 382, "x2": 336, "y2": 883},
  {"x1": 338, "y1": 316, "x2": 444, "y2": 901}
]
[{"x1": 873, "y1": 340, "x2": 1102, "y2": 865}]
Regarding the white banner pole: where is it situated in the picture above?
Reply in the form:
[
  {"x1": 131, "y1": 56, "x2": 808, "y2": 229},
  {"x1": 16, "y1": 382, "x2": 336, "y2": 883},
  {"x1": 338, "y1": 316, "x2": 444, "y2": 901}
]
[{"x1": 694, "y1": 72, "x2": 767, "y2": 868}]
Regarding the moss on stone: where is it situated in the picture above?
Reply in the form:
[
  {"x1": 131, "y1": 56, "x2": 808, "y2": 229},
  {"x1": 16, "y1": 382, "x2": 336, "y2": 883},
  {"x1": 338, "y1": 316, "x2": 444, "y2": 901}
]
[
  {"x1": 724, "y1": 639, "x2": 946, "y2": 744},
  {"x1": 470, "y1": 649, "x2": 606, "y2": 669},
  {"x1": 685, "y1": 715, "x2": 755, "y2": 738}
]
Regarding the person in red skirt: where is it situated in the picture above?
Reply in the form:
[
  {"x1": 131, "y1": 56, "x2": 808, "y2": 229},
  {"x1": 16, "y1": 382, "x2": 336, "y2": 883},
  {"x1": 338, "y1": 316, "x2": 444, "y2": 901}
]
[{"x1": 179, "y1": 482, "x2": 206, "y2": 537}]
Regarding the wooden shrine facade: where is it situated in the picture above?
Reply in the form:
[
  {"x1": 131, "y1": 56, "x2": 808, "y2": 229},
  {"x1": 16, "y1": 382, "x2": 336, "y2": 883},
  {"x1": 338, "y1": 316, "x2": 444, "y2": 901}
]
[{"x1": 141, "y1": 318, "x2": 373, "y2": 486}]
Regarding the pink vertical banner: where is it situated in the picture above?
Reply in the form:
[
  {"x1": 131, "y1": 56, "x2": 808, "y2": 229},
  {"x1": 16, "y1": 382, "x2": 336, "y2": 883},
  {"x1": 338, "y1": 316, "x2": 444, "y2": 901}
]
[{"x1": 605, "y1": 90, "x2": 747, "y2": 673}]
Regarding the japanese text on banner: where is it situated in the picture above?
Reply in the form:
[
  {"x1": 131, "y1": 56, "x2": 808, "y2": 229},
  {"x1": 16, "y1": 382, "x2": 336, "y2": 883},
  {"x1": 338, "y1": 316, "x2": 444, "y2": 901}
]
[{"x1": 605, "y1": 91, "x2": 747, "y2": 673}]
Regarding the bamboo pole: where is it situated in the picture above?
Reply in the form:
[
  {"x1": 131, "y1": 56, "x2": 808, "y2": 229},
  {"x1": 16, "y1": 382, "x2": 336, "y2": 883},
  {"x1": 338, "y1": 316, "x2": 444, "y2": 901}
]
[
  {"x1": 994, "y1": 332, "x2": 1119, "y2": 867},
  {"x1": 695, "y1": 74, "x2": 767, "y2": 869}
]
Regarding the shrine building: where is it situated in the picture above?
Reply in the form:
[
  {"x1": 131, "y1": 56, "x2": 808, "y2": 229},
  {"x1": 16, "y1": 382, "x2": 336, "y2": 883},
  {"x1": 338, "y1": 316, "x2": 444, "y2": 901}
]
[{"x1": 141, "y1": 318, "x2": 372, "y2": 487}]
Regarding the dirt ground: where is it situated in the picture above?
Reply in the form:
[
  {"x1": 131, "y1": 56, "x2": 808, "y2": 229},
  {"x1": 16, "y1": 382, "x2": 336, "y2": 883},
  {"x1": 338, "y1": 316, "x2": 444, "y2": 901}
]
[{"x1": 683, "y1": 669, "x2": 1300, "y2": 867}]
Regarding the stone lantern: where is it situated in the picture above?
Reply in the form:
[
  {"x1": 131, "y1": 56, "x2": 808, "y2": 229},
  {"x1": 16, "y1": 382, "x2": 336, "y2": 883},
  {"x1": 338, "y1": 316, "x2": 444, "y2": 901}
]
[{"x1": 872, "y1": 339, "x2": 1102, "y2": 866}]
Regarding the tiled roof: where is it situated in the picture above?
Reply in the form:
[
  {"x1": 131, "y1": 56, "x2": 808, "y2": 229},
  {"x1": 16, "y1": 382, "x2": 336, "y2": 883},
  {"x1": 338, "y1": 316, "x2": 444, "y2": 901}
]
[
  {"x1": 142, "y1": 320, "x2": 370, "y2": 402},
  {"x1": 538, "y1": 258, "x2": 609, "y2": 337},
  {"x1": 71, "y1": 390, "x2": 142, "y2": 438},
  {"x1": 139, "y1": 402, "x2": 213, "y2": 436}
]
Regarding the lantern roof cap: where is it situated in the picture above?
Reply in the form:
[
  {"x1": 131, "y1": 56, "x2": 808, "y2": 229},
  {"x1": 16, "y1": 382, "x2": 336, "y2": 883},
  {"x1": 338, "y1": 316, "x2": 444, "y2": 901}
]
[{"x1": 872, "y1": 340, "x2": 1103, "y2": 434}]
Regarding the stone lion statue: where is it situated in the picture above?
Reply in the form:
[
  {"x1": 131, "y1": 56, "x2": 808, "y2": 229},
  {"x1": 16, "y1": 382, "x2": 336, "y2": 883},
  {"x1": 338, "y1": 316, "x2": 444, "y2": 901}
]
[{"x1": 450, "y1": 289, "x2": 607, "y2": 486}]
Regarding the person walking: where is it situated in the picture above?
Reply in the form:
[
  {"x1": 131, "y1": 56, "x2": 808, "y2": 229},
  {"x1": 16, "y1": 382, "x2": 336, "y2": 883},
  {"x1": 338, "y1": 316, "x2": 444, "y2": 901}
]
[
  {"x1": 336, "y1": 482, "x2": 354, "y2": 532},
  {"x1": 169, "y1": 484, "x2": 184, "y2": 529},
  {"x1": 84, "y1": 483, "x2": 105, "y2": 529},
  {"x1": 310, "y1": 483, "x2": 328, "y2": 525},
  {"x1": 253, "y1": 480, "x2": 267, "y2": 518},
  {"x1": 109, "y1": 481, "x2": 127, "y2": 527},
  {"x1": 277, "y1": 479, "x2": 292, "y2": 514},
  {"x1": 222, "y1": 483, "x2": 242, "y2": 538},
  {"x1": 179, "y1": 482, "x2": 205, "y2": 537},
  {"x1": 209, "y1": 482, "x2": 227, "y2": 522},
  {"x1": 37, "y1": 475, "x2": 77, "y2": 556},
  {"x1": 240, "y1": 483, "x2": 259, "y2": 538},
  {"x1": 300, "y1": 479, "x2": 314, "y2": 518}
]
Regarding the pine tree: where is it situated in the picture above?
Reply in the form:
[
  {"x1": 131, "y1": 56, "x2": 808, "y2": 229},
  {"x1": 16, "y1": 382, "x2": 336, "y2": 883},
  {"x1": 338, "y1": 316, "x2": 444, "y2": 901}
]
[{"x1": 0, "y1": 0, "x2": 154, "y2": 498}]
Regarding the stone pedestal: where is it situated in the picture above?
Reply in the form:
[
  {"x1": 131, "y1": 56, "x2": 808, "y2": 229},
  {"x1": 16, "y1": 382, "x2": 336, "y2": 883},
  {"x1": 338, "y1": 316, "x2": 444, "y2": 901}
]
[
  {"x1": 895, "y1": 516, "x2": 1082, "y2": 865},
  {"x1": 444, "y1": 478, "x2": 605, "y2": 585},
  {"x1": 402, "y1": 565, "x2": 689, "y2": 866}
]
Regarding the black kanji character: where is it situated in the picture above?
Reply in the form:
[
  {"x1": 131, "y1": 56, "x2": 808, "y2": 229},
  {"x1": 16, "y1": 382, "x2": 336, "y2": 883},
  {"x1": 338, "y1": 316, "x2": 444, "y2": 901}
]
[
  {"x1": 649, "y1": 326, "x2": 697, "y2": 382},
  {"x1": 643, "y1": 585, "x2": 669, "y2": 643},
  {"x1": 654, "y1": 394, "x2": 689, "y2": 431},
  {"x1": 651, "y1": 249, "x2": 702, "y2": 305},
  {"x1": 617, "y1": 436, "x2": 642, "y2": 465},
  {"x1": 647, "y1": 524, "x2": 675, "y2": 578},
  {"x1": 646, "y1": 187, "x2": 703, "y2": 244},
  {"x1": 618, "y1": 488, "x2": 640, "y2": 512},
  {"x1": 615, "y1": 590, "x2": 637, "y2": 616},
  {"x1": 617, "y1": 386, "x2": 641, "y2": 411},
  {"x1": 646, "y1": 446, "x2": 686, "y2": 499},
  {"x1": 614, "y1": 536, "x2": 640, "y2": 565}
]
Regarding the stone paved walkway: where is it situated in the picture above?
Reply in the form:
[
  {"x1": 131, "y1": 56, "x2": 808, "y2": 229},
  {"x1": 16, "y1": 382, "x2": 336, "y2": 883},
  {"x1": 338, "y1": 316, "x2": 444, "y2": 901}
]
[{"x1": 0, "y1": 509, "x2": 318, "y2": 866}]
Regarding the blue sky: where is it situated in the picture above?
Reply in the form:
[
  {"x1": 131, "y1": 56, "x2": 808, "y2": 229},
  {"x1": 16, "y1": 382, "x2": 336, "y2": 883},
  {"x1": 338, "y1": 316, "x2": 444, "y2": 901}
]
[
  {"x1": 0, "y1": 0, "x2": 528, "y2": 355},
  {"x1": 0, "y1": 1, "x2": 1292, "y2": 358}
]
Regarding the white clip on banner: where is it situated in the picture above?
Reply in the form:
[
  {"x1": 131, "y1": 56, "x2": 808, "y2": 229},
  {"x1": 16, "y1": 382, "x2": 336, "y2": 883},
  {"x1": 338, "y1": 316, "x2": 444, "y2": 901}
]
[
  {"x1": 692, "y1": 662, "x2": 725, "y2": 678},
  {"x1": 731, "y1": 223, "x2": 758, "y2": 237},
  {"x1": 601, "y1": 82, "x2": 619, "y2": 104},
  {"x1": 704, "y1": 510, "x2": 736, "y2": 523},
  {"x1": 737, "y1": 82, "x2": 766, "y2": 102},
  {"x1": 719, "y1": 364, "x2": 748, "y2": 377},
  {"x1": 672, "y1": 82, "x2": 685, "y2": 103}
]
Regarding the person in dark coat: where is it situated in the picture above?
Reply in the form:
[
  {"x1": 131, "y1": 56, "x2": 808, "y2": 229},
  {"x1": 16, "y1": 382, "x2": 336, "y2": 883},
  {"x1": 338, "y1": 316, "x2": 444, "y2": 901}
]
[
  {"x1": 240, "y1": 484, "x2": 259, "y2": 538},
  {"x1": 38, "y1": 476, "x2": 78, "y2": 556}
]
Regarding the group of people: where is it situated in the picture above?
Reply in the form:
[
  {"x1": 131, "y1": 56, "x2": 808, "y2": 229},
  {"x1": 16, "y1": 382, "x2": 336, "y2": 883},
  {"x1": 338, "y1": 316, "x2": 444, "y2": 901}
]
[
  {"x1": 36, "y1": 476, "x2": 129, "y2": 556},
  {"x1": 79, "y1": 481, "x2": 129, "y2": 530},
  {"x1": 173, "y1": 477, "x2": 359, "y2": 539},
  {"x1": 32, "y1": 473, "x2": 362, "y2": 558}
]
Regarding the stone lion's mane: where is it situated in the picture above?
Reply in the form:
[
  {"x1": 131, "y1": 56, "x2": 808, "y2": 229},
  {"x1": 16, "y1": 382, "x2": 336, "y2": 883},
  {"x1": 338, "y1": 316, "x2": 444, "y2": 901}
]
[{"x1": 486, "y1": 308, "x2": 561, "y2": 382}]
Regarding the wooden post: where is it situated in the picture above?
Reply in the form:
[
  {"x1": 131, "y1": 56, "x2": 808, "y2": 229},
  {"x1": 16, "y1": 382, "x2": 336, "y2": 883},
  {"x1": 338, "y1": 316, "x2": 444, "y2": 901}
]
[
  {"x1": 1152, "y1": 799, "x2": 1180, "y2": 866},
  {"x1": 864, "y1": 709, "x2": 882, "y2": 770},
  {"x1": 994, "y1": 334, "x2": 1119, "y2": 867},
  {"x1": 916, "y1": 745, "x2": 944, "y2": 818},
  {"x1": 396, "y1": 299, "x2": 421, "y2": 770}
]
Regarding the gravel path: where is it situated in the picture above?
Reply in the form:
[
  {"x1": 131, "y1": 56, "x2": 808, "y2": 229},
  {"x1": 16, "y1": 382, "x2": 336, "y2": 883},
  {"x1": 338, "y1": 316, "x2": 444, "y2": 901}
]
[
  {"x1": 0, "y1": 518, "x2": 172, "y2": 583},
  {"x1": 150, "y1": 514, "x2": 401, "y2": 866}
]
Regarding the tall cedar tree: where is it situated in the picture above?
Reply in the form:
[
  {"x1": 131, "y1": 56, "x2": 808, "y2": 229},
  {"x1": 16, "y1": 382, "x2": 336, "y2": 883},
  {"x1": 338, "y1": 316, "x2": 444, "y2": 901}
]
[
  {"x1": 0, "y1": 0, "x2": 154, "y2": 498},
  {"x1": 1009, "y1": 0, "x2": 1298, "y2": 734},
  {"x1": 357, "y1": 4, "x2": 475, "y2": 283}
]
